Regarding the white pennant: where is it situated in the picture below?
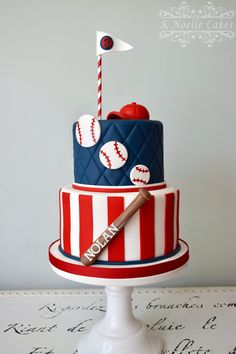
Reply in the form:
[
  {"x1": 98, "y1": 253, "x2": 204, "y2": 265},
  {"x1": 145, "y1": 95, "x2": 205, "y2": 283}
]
[{"x1": 96, "y1": 31, "x2": 133, "y2": 56}]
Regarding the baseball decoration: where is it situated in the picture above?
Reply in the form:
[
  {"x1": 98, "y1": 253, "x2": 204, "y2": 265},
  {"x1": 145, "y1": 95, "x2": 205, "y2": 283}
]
[
  {"x1": 76, "y1": 114, "x2": 101, "y2": 148},
  {"x1": 130, "y1": 164, "x2": 151, "y2": 186},
  {"x1": 99, "y1": 141, "x2": 128, "y2": 169}
]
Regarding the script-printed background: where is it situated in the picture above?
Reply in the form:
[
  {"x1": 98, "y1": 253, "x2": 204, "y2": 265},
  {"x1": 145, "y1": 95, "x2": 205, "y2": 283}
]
[
  {"x1": 0, "y1": 288, "x2": 235, "y2": 354},
  {"x1": 0, "y1": 0, "x2": 235, "y2": 289}
]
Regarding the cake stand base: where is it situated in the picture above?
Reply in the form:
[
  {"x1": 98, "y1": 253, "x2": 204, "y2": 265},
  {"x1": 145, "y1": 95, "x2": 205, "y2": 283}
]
[
  {"x1": 49, "y1": 239, "x2": 189, "y2": 353},
  {"x1": 78, "y1": 286, "x2": 163, "y2": 354}
]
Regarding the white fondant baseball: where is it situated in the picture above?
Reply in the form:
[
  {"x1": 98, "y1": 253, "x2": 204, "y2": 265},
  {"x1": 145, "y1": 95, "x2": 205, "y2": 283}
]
[
  {"x1": 99, "y1": 141, "x2": 128, "y2": 169},
  {"x1": 130, "y1": 164, "x2": 150, "y2": 185},
  {"x1": 76, "y1": 114, "x2": 101, "y2": 147}
]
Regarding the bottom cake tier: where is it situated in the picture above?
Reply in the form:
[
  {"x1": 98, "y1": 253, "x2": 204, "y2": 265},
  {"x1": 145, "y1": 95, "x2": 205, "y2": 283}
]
[{"x1": 59, "y1": 182, "x2": 180, "y2": 265}]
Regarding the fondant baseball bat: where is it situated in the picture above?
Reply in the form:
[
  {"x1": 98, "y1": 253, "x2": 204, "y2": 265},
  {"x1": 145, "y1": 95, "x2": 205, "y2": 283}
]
[{"x1": 81, "y1": 188, "x2": 152, "y2": 266}]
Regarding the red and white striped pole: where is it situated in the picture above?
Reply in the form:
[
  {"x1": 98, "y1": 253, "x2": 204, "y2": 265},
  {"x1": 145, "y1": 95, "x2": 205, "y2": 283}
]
[{"x1": 97, "y1": 54, "x2": 102, "y2": 120}]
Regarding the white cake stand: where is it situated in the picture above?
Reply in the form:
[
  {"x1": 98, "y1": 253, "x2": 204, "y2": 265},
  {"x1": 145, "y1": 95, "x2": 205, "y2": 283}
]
[{"x1": 49, "y1": 239, "x2": 189, "y2": 354}]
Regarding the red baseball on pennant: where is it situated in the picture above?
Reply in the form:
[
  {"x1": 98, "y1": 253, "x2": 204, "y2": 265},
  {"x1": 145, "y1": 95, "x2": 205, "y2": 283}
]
[{"x1": 100, "y1": 35, "x2": 114, "y2": 50}]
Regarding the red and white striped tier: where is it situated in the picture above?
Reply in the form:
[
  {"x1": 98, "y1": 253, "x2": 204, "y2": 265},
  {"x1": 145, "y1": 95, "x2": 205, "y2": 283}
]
[{"x1": 59, "y1": 183, "x2": 180, "y2": 264}]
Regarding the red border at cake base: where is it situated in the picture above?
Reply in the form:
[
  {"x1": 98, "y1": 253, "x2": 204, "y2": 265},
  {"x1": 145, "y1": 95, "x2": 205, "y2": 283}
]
[{"x1": 48, "y1": 239, "x2": 189, "y2": 279}]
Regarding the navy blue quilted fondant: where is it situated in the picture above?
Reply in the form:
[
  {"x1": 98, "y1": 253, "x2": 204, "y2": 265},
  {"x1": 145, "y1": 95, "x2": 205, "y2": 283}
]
[{"x1": 73, "y1": 120, "x2": 164, "y2": 186}]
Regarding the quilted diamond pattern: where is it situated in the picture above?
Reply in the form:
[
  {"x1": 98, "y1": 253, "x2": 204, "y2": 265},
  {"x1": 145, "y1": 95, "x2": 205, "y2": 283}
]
[{"x1": 73, "y1": 120, "x2": 164, "y2": 186}]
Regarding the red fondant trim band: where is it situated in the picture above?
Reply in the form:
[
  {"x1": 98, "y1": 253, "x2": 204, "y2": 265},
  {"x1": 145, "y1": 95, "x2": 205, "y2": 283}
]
[
  {"x1": 49, "y1": 239, "x2": 189, "y2": 279},
  {"x1": 164, "y1": 192, "x2": 175, "y2": 255},
  {"x1": 107, "y1": 197, "x2": 125, "y2": 261},
  {"x1": 140, "y1": 196, "x2": 155, "y2": 260},
  {"x1": 62, "y1": 192, "x2": 71, "y2": 254},
  {"x1": 176, "y1": 190, "x2": 180, "y2": 245},
  {"x1": 72, "y1": 183, "x2": 166, "y2": 193},
  {"x1": 79, "y1": 195, "x2": 93, "y2": 256},
  {"x1": 59, "y1": 189, "x2": 62, "y2": 246}
]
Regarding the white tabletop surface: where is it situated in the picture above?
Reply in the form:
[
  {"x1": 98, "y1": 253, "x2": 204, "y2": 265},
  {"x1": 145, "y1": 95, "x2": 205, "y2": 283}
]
[{"x1": 0, "y1": 287, "x2": 235, "y2": 354}]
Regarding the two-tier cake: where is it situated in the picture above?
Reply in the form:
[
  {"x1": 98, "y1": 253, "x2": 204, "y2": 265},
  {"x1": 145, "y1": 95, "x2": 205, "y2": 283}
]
[{"x1": 49, "y1": 102, "x2": 189, "y2": 280}]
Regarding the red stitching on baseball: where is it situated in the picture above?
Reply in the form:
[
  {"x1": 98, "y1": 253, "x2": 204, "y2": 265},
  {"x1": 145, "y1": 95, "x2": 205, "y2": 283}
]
[
  {"x1": 132, "y1": 178, "x2": 147, "y2": 185},
  {"x1": 100, "y1": 149, "x2": 112, "y2": 169},
  {"x1": 77, "y1": 122, "x2": 82, "y2": 145},
  {"x1": 135, "y1": 166, "x2": 149, "y2": 173},
  {"x1": 114, "y1": 142, "x2": 127, "y2": 162},
  {"x1": 90, "y1": 117, "x2": 97, "y2": 144}
]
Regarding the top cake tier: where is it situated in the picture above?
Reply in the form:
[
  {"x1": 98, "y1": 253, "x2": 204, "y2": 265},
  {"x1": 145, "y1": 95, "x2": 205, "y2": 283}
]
[{"x1": 73, "y1": 119, "x2": 164, "y2": 186}]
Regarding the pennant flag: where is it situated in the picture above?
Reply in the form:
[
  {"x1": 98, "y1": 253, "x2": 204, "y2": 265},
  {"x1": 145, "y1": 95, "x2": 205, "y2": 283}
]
[
  {"x1": 96, "y1": 31, "x2": 133, "y2": 120},
  {"x1": 96, "y1": 31, "x2": 133, "y2": 56}
]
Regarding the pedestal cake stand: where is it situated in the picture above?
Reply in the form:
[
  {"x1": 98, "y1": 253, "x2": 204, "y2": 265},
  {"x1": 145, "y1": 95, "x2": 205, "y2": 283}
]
[{"x1": 49, "y1": 239, "x2": 189, "y2": 354}]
